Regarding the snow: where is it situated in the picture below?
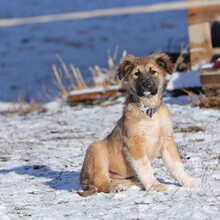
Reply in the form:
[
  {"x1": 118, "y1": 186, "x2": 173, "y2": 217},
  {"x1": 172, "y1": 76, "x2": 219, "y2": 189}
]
[
  {"x1": 69, "y1": 85, "x2": 123, "y2": 95},
  {"x1": 201, "y1": 63, "x2": 214, "y2": 69},
  {"x1": 0, "y1": 0, "x2": 188, "y2": 102},
  {"x1": 166, "y1": 71, "x2": 202, "y2": 91},
  {"x1": 0, "y1": 95, "x2": 220, "y2": 219}
]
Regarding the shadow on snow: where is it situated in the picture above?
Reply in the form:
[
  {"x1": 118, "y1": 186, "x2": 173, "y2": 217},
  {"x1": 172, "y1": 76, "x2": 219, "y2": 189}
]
[{"x1": 0, "y1": 165, "x2": 82, "y2": 191}]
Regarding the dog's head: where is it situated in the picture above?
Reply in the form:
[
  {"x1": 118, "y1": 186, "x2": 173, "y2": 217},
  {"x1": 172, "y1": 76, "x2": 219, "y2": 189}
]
[{"x1": 117, "y1": 53, "x2": 173, "y2": 97}]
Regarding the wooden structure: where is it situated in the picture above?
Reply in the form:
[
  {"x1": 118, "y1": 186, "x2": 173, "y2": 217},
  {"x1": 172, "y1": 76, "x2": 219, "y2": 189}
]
[
  {"x1": 67, "y1": 85, "x2": 127, "y2": 105},
  {"x1": 201, "y1": 60, "x2": 220, "y2": 96},
  {"x1": 187, "y1": 0, "x2": 220, "y2": 100},
  {"x1": 187, "y1": 0, "x2": 220, "y2": 69}
]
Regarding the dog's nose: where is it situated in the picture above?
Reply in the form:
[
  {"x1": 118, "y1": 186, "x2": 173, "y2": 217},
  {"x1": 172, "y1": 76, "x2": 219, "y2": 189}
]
[{"x1": 142, "y1": 82, "x2": 149, "y2": 88}]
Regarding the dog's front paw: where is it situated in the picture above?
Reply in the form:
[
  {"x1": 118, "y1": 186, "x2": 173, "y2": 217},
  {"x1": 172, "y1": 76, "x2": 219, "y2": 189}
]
[
  {"x1": 146, "y1": 182, "x2": 168, "y2": 192},
  {"x1": 110, "y1": 183, "x2": 127, "y2": 193},
  {"x1": 180, "y1": 176, "x2": 202, "y2": 187},
  {"x1": 153, "y1": 183, "x2": 168, "y2": 192}
]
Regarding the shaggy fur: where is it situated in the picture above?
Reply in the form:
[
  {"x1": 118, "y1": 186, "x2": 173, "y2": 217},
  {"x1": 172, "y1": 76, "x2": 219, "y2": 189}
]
[{"x1": 78, "y1": 53, "x2": 201, "y2": 196}]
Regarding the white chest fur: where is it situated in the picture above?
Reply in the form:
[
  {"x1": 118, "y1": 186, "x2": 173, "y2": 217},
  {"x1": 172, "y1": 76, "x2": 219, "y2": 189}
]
[{"x1": 137, "y1": 116, "x2": 163, "y2": 161}]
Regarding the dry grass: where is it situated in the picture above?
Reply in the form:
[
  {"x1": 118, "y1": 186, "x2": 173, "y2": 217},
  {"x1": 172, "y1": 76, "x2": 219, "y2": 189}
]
[
  {"x1": 52, "y1": 46, "x2": 126, "y2": 97},
  {"x1": 89, "y1": 46, "x2": 126, "y2": 87},
  {"x1": 7, "y1": 92, "x2": 45, "y2": 115},
  {"x1": 11, "y1": 101, "x2": 44, "y2": 115},
  {"x1": 174, "y1": 44, "x2": 190, "y2": 72},
  {"x1": 186, "y1": 90, "x2": 220, "y2": 109}
]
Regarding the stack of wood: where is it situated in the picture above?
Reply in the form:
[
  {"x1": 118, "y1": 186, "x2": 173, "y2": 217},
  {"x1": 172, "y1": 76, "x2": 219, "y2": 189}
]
[
  {"x1": 201, "y1": 59, "x2": 220, "y2": 97},
  {"x1": 187, "y1": 0, "x2": 220, "y2": 103}
]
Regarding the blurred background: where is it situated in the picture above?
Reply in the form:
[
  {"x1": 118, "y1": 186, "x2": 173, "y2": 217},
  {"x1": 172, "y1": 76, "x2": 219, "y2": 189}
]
[{"x1": 0, "y1": 0, "x2": 190, "y2": 102}]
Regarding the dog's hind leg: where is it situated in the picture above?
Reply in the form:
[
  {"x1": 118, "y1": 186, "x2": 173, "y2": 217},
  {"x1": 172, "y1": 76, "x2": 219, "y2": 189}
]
[
  {"x1": 161, "y1": 136, "x2": 201, "y2": 187},
  {"x1": 79, "y1": 140, "x2": 112, "y2": 194}
]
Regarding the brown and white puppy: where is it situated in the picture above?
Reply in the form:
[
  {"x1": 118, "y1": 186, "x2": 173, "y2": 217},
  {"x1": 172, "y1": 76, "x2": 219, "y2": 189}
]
[{"x1": 78, "y1": 53, "x2": 201, "y2": 196}]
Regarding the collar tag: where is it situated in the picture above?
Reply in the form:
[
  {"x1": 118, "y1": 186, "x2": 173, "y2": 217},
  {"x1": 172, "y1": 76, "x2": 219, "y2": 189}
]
[{"x1": 146, "y1": 108, "x2": 153, "y2": 117}]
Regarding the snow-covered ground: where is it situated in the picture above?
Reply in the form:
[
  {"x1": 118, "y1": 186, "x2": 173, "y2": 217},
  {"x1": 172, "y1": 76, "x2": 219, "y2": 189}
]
[
  {"x1": 0, "y1": 0, "x2": 188, "y2": 102},
  {"x1": 0, "y1": 1, "x2": 219, "y2": 219},
  {"x1": 0, "y1": 95, "x2": 219, "y2": 219}
]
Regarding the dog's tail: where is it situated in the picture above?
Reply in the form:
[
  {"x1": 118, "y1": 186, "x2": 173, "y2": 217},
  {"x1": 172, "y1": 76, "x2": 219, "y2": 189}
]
[{"x1": 73, "y1": 185, "x2": 98, "y2": 197}]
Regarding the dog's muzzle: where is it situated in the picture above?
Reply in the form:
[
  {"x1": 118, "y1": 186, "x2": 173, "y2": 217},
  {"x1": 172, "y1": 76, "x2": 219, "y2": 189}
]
[
  {"x1": 136, "y1": 80, "x2": 158, "y2": 97},
  {"x1": 141, "y1": 82, "x2": 158, "y2": 95}
]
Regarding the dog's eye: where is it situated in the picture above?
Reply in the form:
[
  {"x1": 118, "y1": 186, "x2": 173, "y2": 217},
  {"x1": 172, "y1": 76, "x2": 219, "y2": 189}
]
[
  {"x1": 150, "y1": 70, "x2": 156, "y2": 74},
  {"x1": 134, "y1": 71, "x2": 141, "y2": 77}
]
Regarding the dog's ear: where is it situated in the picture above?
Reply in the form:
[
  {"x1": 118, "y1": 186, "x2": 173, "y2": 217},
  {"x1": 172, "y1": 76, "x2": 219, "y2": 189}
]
[
  {"x1": 152, "y1": 53, "x2": 173, "y2": 74},
  {"x1": 117, "y1": 55, "x2": 135, "y2": 80}
]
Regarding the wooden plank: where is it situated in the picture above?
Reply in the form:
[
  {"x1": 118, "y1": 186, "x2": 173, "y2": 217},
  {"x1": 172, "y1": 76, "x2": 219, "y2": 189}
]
[
  {"x1": 203, "y1": 83, "x2": 220, "y2": 89},
  {"x1": 188, "y1": 22, "x2": 212, "y2": 49},
  {"x1": 201, "y1": 67, "x2": 220, "y2": 76},
  {"x1": 187, "y1": 4, "x2": 220, "y2": 25},
  {"x1": 68, "y1": 85, "x2": 127, "y2": 103},
  {"x1": 201, "y1": 67, "x2": 220, "y2": 85},
  {"x1": 201, "y1": 75, "x2": 220, "y2": 84},
  {"x1": 68, "y1": 90, "x2": 119, "y2": 102},
  {"x1": 188, "y1": 22, "x2": 212, "y2": 68}
]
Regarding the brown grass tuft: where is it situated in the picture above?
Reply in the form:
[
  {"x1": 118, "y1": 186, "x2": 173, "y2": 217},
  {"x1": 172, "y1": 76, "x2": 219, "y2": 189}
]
[
  {"x1": 186, "y1": 90, "x2": 220, "y2": 109},
  {"x1": 11, "y1": 100, "x2": 44, "y2": 115},
  {"x1": 6, "y1": 91, "x2": 45, "y2": 115}
]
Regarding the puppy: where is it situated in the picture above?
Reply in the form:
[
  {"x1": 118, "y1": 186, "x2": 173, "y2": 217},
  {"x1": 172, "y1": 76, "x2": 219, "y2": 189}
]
[{"x1": 78, "y1": 53, "x2": 201, "y2": 196}]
